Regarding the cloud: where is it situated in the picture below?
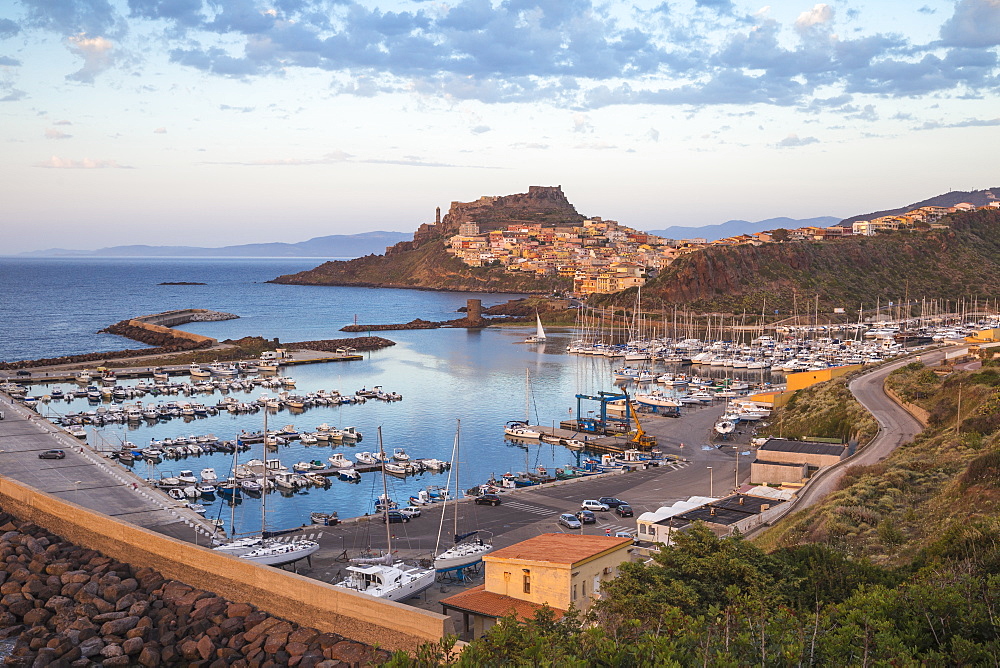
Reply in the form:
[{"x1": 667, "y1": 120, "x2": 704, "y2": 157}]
[
  {"x1": 940, "y1": 0, "x2": 1000, "y2": 48},
  {"x1": 53, "y1": 119, "x2": 72, "y2": 125},
  {"x1": 794, "y1": 4, "x2": 835, "y2": 35},
  {"x1": 45, "y1": 128, "x2": 73, "y2": 139},
  {"x1": 22, "y1": 0, "x2": 118, "y2": 37},
  {"x1": 153, "y1": 126, "x2": 167, "y2": 133},
  {"x1": 695, "y1": 0, "x2": 735, "y2": 14},
  {"x1": 0, "y1": 88, "x2": 26, "y2": 102},
  {"x1": 35, "y1": 156, "x2": 132, "y2": 168},
  {"x1": 0, "y1": 56, "x2": 20, "y2": 66},
  {"x1": 470, "y1": 125, "x2": 490, "y2": 134},
  {"x1": 202, "y1": 149, "x2": 496, "y2": 169},
  {"x1": 0, "y1": 18, "x2": 20, "y2": 38},
  {"x1": 65, "y1": 33, "x2": 115, "y2": 83},
  {"x1": 572, "y1": 113, "x2": 593, "y2": 133},
  {"x1": 919, "y1": 116, "x2": 1000, "y2": 129},
  {"x1": 777, "y1": 133, "x2": 819, "y2": 147},
  {"x1": 646, "y1": 127, "x2": 660, "y2": 142},
  {"x1": 219, "y1": 104, "x2": 255, "y2": 112}
]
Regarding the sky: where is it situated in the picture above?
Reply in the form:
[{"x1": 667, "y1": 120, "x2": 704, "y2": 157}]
[{"x1": 1, "y1": 0, "x2": 999, "y2": 253}]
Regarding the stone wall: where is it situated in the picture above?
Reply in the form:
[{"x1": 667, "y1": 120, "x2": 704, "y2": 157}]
[{"x1": 0, "y1": 476, "x2": 450, "y2": 652}]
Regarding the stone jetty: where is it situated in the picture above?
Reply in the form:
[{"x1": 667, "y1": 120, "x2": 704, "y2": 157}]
[{"x1": 0, "y1": 507, "x2": 390, "y2": 667}]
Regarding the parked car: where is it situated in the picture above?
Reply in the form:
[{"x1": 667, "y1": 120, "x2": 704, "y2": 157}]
[
  {"x1": 475, "y1": 493, "x2": 501, "y2": 506},
  {"x1": 581, "y1": 499, "x2": 610, "y2": 512},
  {"x1": 599, "y1": 497, "x2": 628, "y2": 509},
  {"x1": 615, "y1": 504, "x2": 634, "y2": 517},
  {"x1": 399, "y1": 506, "x2": 422, "y2": 519},
  {"x1": 381, "y1": 510, "x2": 410, "y2": 523},
  {"x1": 558, "y1": 513, "x2": 582, "y2": 530},
  {"x1": 15, "y1": 370, "x2": 31, "y2": 377},
  {"x1": 615, "y1": 531, "x2": 640, "y2": 544},
  {"x1": 575, "y1": 509, "x2": 596, "y2": 524},
  {"x1": 38, "y1": 449, "x2": 65, "y2": 460}
]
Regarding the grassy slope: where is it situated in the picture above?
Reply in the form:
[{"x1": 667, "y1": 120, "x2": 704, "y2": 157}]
[
  {"x1": 754, "y1": 362, "x2": 1000, "y2": 566},
  {"x1": 601, "y1": 208, "x2": 1000, "y2": 312},
  {"x1": 270, "y1": 240, "x2": 570, "y2": 294}
]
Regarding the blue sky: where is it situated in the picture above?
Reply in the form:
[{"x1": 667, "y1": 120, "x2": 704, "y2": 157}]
[{"x1": 2, "y1": 0, "x2": 999, "y2": 252}]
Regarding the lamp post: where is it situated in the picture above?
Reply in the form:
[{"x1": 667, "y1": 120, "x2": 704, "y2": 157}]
[
  {"x1": 734, "y1": 447, "x2": 740, "y2": 491},
  {"x1": 707, "y1": 466, "x2": 714, "y2": 497}
]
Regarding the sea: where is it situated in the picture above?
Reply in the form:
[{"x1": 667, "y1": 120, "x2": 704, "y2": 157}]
[{"x1": 0, "y1": 257, "x2": 772, "y2": 535}]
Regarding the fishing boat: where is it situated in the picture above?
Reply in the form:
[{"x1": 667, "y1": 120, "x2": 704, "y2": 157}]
[
  {"x1": 333, "y1": 428, "x2": 434, "y2": 601},
  {"x1": 434, "y1": 420, "x2": 494, "y2": 571}
]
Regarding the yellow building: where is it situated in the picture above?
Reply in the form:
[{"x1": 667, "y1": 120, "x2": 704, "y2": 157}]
[{"x1": 439, "y1": 534, "x2": 633, "y2": 639}]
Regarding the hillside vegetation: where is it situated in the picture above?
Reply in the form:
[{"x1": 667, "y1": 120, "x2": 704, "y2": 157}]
[
  {"x1": 270, "y1": 240, "x2": 570, "y2": 294},
  {"x1": 389, "y1": 361, "x2": 1000, "y2": 666},
  {"x1": 602, "y1": 208, "x2": 1000, "y2": 313}
]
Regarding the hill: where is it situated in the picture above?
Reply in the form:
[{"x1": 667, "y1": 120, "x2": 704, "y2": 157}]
[
  {"x1": 644, "y1": 216, "x2": 840, "y2": 241},
  {"x1": 15, "y1": 231, "x2": 410, "y2": 258},
  {"x1": 271, "y1": 186, "x2": 583, "y2": 292},
  {"x1": 604, "y1": 207, "x2": 1000, "y2": 313},
  {"x1": 839, "y1": 187, "x2": 1000, "y2": 226},
  {"x1": 270, "y1": 239, "x2": 570, "y2": 293}
]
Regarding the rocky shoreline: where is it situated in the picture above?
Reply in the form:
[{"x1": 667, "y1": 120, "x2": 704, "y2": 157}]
[
  {"x1": 285, "y1": 337, "x2": 396, "y2": 352},
  {"x1": 0, "y1": 507, "x2": 389, "y2": 667}
]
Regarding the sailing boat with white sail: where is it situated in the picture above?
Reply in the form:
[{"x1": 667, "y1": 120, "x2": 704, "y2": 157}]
[
  {"x1": 434, "y1": 420, "x2": 493, "y2": 571},
  {"x1": 523, "y1": 311, "x2": 547, "y2": 343},
  {"x1": 504, "y1": 368, "x2": 541, "y2": 438},
  {"x1": 212, "y1": 409, "x2": 319, "y2": 566},
  {"x1": 332, "y1": 427, "x2": 435, "y2": 600}
]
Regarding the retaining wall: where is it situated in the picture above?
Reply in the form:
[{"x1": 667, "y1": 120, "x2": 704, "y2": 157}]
[
  {"x1": 126, "y1": 319, "x2": 216, "y2": 346},
  {"x1": 0, "y1": 476, "x2": 449, "y2": 652}
]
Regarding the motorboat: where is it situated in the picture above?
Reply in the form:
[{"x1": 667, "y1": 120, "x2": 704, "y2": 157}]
[
  {"x1": 355, "y1": 452, "x2": 378, "y2": 465},
  {"x1": 392, "y1": 448, "x2": 410, "y2": 461},
  {"x1": 327, "y1": 453, "x2": 354, "y2": 469},
  {"x1": 504, "y1": 420, "x2": 541, "y2": 439}
]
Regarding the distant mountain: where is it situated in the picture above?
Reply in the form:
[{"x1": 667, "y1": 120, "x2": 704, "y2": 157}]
[
  {"x1": 838, "y1": 188, "x2": 1000, "y2": 226},
  {"x1": 644, "y1": 217, "x2": 841, "y2": 242},
  {"x1": 17, "y1": 231, "x2": 411, "y2": 258}
]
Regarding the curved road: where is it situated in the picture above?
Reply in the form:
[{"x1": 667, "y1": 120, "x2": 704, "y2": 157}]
[{"x1": 796, "y1": 351, "x2": 940, "y2": 510}]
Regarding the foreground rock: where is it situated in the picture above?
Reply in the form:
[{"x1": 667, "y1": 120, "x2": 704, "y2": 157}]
[{"x1": 0, "y1": 508, "x2": 390, "y2": 667}]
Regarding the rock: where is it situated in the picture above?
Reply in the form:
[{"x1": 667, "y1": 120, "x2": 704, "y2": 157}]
[
  {"x1": 100, "y1": 643, "x2": 124, "y2": 658},
  {"x1": 22, "y1": 608, "x2": 52, "y2": 625},
  {"x1": 99, "y1": 615, "x2": 139, "y2": 637},
  {"x1": 288, "y1": 628, "x2": 319, "y2": 645},
  {"x1": 79, "y1": 636, "x2": 105, "y2": 658},
  {"x1": 327, "y1": 641, "x2": 378, "y2": 665},
  {"x1": 243, "y1": 616, "x2": 280, "y2": 643},
  {"x1": 137, "y1": 646, "x2": 161, "y2": 667},
  {"x1": 122, "y1": 637, "x2": 144, "y2": 655},
  {"x1": 101, "y1": 656, "x2": 131, "y2": 666},
  {"x1": 286, "y1": 641, "x2": 309, "y2": 656},
  {"x1": 226, "y1": 602, "x2": 253, "y2": 619},
  {"x1": 30, "y1": 647, "x2": 58, "y2": 668}
]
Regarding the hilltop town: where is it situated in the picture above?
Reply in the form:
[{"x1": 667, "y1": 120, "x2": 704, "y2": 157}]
[{"x1": 444, "y1": 191, "x2": 1000, "y2": 296}]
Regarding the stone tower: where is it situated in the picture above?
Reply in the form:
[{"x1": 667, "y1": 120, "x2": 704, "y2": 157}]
[
  {"x1": 466, "y1": 299, "x2": 483, "y2": 326},
  {"x1": 435, "y1": 207, "x2": 441, "y2": 225}
]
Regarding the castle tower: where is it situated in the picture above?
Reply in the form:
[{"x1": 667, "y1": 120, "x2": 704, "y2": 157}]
[
  {"x1": 436, "y1": 207, "x2": 441, "y2": 225},
  {"x1": 466, "y1": 299, "x2": 483, "y2": 326}
]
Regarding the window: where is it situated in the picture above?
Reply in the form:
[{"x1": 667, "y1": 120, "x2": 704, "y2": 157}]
[
  {"x1": 573, "y1": 584, "x2": 577, "y2": 601},
  {"x1": 523, "y1": 574, "x2": 531, "y2": 594}
]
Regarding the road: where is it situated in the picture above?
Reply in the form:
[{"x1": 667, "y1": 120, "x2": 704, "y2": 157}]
[{"x1": 795, "y1": 352, "x2": 938, "y2": 510}]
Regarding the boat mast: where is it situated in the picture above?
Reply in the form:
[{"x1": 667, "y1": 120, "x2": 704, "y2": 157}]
[
  {"x1": 453, "y1": 420, "x2": 460, "y2": 540},
  {"x1": 378, "y1": 427, "x2": 392, "y2": 554},
  {"x1": 261, "y1": 408, "x2": 268, "y2": 535}
]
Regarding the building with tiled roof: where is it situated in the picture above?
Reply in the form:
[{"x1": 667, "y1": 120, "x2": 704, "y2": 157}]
[{"x1": 439, "y1": 534, "x2": 632, "y2": 639}]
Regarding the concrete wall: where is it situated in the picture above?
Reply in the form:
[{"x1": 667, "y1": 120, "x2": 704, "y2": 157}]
[
  {"x1": 127, "y1": 319, "x2": 216, "y2": 346},
  {"x1": 755, "y1": 448, "x2": 845, "y2": 467},
  {"x1": 884, "y1": 386, "x2": 930, "y2": 427},
  {"x1": 134, "y1": 309, "x2": 209, "y2": 327},
  {"x1": 0, "y1": 476, "x2": 448, "y2": 652},
  {"x1": 786, "y1": 365, "x2": 862, "y2": 392},
  {"x1": 751, "y1": 461, "x2": 808, "y2": 485}
]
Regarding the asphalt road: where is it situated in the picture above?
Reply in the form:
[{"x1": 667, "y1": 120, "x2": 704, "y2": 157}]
[{"x1": 796, "y1": 351, "x2": 939, "y2": 510}]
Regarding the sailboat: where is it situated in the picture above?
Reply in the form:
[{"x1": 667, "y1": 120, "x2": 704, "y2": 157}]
[
  {"x1": 332, "y1": 427, "x2": 435, "y2": 600},
  {"x1": 212, "y1": 409, "x2": 319, "y2": 566},
  {"x1": 504, "y1": 368, "x2": 541, "y2": 439},
  {"x1": 434, "y1": 420, "x2": 494, "y2": 571},
  {"x1": 523, "y1": 311, "x2": 547, "y2": 343}
]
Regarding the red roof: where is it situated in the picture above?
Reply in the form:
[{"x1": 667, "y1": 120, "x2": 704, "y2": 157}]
[
  {"x1": 440, "y1": 585, "x2": 565, "y2": 621},
  {"x1": 486, "y1": 533, "x2": 632, "y2": 565}
]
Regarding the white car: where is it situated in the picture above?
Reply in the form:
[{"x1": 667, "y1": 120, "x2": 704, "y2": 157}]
[
  {"x1": 398, "y1": 506, "x2": 422, "y2": 519},
  {"x1": 580, "y1": 499, "x2": 610, "y2": 512}
]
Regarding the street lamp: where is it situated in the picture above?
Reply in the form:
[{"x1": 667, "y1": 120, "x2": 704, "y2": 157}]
[
  {"x1": 734, "y1": 447, "x2": 740, "y2": 491},
  {"x1": 707, "y1": 466, "x2": 714, "y2": 497}
]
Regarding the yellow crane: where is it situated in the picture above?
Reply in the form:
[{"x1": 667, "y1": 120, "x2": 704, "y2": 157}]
[{"x1": 621, "y1": 388, "x2": 656, "y2": 449}]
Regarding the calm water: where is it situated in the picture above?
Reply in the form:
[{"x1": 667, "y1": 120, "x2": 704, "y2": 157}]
[{"x1": 1, "y1": 258, "x2": 772, "y2": 534}]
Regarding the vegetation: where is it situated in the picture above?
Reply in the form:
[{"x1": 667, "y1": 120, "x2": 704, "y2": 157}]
[
  {"x1": 617, "y1": 208, "x2": 1000, "y2": 313},
  {"x1": 756, "y1": 373, "x2": 878, "y2": 445},
  {"x1": 387, "y1": 361, "x2": 1000, "y2": 666},
  {"x1": 271, "y1": 240, "x2": 571, "y2": 294}
]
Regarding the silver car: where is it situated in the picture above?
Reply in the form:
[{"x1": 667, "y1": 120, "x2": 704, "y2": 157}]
[{"x1": 558, "y1": 513, "x2": 582, "y2": 530}]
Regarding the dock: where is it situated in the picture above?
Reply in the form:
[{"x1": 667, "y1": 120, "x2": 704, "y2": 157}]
[{"x1": 511, "y1": 424, "x2": 647, "y2": 454}]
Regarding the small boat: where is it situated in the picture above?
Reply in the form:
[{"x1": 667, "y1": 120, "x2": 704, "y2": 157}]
[
  {"x1": 383, "y1": 462, "x2": 408, "y2": 476},
  {"x1": 523, "y1": 312, "x2": 547, "y2": 343},
  {"x1": 195, "y1": 484, "x2": 216, "y2": 497},
  {"x1": 327, "y1": 453, "x2": 354, "y2": 469},
  {"x1": 392, "y1": 448, "x2": 410, "y2": 462},
  {"x1": 186, "y1": 503, "x2": 206, "y2": 515},
  {"x1": 339, "y1": 469, "x2": 361, "y2": 482},
  {"x1": 200, "y1": 468, "x2": 218, "y2": 483},
  {"x1": 167, "y1": 488, "x2": 185, "y2": 500},
  {"x1": 311, "y1": 511, "x2": 339, "y2": 525},
  {"x1": 355, "y1": 452, "x2": 378, "y2": 465}
]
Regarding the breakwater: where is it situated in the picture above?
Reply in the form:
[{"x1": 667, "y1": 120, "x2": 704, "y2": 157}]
[
  {"x1": 0, "y1": 476, "x2": 451, "y2": 653},
  {"x1": 0, "y1": 505, "x2": 393, "y2": 665},
  {"x1": 286, "y1": 336, "x2": 396, "y2": 352}
]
